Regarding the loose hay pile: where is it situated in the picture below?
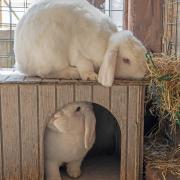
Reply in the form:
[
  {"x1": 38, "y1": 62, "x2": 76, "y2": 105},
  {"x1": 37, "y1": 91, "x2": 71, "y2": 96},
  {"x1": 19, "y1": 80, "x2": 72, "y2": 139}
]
[
  {"x1": 144, "y1": 53, "x2": 180, "y2": 179},
  {"x1": 145, "y1": 53, "x2": 180, "y2": 132},
  {"x1": 144, "y1": 141, "x2": 180, "y2": 179}
]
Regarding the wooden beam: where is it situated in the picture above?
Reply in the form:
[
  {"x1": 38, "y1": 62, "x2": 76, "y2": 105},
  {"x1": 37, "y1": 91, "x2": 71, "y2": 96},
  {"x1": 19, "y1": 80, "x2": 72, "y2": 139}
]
[
  {"x1": 125, "y1": 0, "x2": 164, "y2": 53},
  {"x1": 0, "y1": 0, "x2": 2, "y2": 26}
]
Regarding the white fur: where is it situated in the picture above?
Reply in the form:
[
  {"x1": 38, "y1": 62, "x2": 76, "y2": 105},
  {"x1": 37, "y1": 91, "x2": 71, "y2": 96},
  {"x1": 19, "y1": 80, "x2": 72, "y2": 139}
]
[
  {"x1": 14, "y1": 0, "x2": 147, "y2": 87},
  {"x1": 44, "y1": 102, "x2": 96, "y2": 180}
]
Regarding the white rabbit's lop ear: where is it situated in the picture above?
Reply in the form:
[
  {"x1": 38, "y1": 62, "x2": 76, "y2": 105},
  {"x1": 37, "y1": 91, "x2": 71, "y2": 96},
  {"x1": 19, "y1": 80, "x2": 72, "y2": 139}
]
[
  {"x1": 98, "y1": 48, "x2": 118, "y2": 87},
  {"x1": 84, "y1": 108, "x2": 96, "y2": 149}
]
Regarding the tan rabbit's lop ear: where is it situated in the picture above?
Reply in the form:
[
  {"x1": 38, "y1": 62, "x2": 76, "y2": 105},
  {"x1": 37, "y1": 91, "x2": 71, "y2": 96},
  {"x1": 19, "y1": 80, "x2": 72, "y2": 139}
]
[
  {"x1": 84, "y1": 108, "x2": 96, "y2": 149},
  {"x1": 98, "y1": 47, "x2": 118, "y2": 87},
  {"x1": 47, "y1": 113, "x2": 67, "y2": 133},
  {"x1": 52, "y1": 118, "x2": 67, "y2": 133}
]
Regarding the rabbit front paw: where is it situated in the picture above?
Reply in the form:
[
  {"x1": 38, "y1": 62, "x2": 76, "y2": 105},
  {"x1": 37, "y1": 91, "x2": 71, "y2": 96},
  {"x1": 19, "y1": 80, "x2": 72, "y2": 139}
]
[
  {"x1": 46, "y1": 176, "x2": 62, "y2": 180},
  {"x1": 80, "y1": 71, "x2": 98, "y2": 81},
  {"x1": 66, "y1": 162, "x2": 81, "y2": 178}
]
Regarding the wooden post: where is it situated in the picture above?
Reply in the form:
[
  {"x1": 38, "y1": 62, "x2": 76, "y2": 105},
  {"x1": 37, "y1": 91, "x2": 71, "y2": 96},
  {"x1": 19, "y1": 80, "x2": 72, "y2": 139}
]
[
  {"x1": 0, "y1": 0, "x2": 2, "y2": 27},
  {"x1": 124, "y1": 0, "x2": 164, "y2": 53}
]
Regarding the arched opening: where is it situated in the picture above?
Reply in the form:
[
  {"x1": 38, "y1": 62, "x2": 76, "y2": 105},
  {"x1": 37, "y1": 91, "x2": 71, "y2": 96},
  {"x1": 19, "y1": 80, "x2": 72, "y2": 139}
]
[{"x1": 60, "y1": 103, "x2": 121, "y2": 180}]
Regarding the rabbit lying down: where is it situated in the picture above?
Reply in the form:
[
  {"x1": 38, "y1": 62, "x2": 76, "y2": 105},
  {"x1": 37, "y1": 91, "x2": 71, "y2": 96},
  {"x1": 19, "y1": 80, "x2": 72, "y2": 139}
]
[
  {"x1": 44, "y1": 102, "x2": 96, "y2": 180},
  {"x1": 14, "y1": 0, "x2": 147, "y2": 87}
]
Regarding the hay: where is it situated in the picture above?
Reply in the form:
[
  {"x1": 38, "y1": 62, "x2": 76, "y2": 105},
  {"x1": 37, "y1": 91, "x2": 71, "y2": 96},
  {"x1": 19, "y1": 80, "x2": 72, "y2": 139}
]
[
  {"x1": 145, "y1": 53, "x2": 180, "y2": 132},
  {"x1": 144, "y1": 53, "x2": 180, "y2": 179},
  {"x1": 144, "y1": 140, "x2": 180, "y2": 179}
]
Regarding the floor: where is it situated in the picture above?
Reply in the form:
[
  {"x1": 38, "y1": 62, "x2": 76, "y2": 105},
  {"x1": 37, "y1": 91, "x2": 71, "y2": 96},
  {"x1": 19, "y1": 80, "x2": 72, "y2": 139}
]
[{"x1": 61, "y1": 155, "x2": 120, "y2": 180}]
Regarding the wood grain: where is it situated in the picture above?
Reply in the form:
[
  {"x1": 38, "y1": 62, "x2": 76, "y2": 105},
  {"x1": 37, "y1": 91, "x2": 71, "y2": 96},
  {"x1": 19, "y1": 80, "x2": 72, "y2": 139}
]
[
  {"x1": 24, "y1": 77, "x2": 42, "y2": 83},
  {"x1": 56, "y1": 85, "x2": 74, "y2": 110},
  {"x1": 38, "y1": 85, "x2": 56, "y2": 180},
  {"x1": 0, "y1": 86, "x2": 3, "y2": 180},
  {"x1": 127, "y1": 86, "x2": 140, "y2": 180},
  {"x1": 0, "y1": 77, "x2": 146, "y2": 180},
  {"x1": 0, "y1": 122, "x2": 2, "y2": 179},
  {"x1": 19, "y1": 85, "x2": 39, "y2": 180},
  {"x1": 1, "y1": 85, "x2": 21, "y2": 180},
  {"x1": 0, "y1": 70, "x2": 149, "y2": 86},
  {"x1": 92, "y1": 85, "x2": 110, "y2": 109},
  {"x1": 139, "y1": 86, "x2": 145, "y2": 180},
  {"x1": 0, "y1": 61, "x2": 9, "y2": 69},
  {"x1": 5, "y1": 74, "x2": 25, "y2": 83},
  {"x1": 75, "y1": 85, "x2": 92, "y2": 102},
  {"x1": 0, "y1": 87, "x2": 3, "y2": 180},
  {"x1": 111, "y1": 85, "x2": 128, "y2": 180},
  {"x1": 0, "y1": 1, "x2": 2, "y2": 28}
]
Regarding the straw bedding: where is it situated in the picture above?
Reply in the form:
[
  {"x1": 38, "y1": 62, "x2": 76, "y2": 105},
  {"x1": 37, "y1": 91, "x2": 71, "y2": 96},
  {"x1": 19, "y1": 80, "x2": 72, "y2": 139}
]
[{"x1": 144, "y1": 53, "x2": 180, "y2": 179}]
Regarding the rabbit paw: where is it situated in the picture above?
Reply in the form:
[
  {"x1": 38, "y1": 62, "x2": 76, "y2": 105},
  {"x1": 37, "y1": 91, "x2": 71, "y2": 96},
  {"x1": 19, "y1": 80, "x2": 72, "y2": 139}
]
[
  {"x1": 59, "y1": 67, "x2": 80, "y2": 79},
  {"x1": 81, "y1": 71, "x2": 98, "y2": 81},
  {"x1": 46, "y1": 176, "x2": 62, "y2": 180},
  {"x1": 67, "y1": 164, "x2": 81, "y2": 178}
]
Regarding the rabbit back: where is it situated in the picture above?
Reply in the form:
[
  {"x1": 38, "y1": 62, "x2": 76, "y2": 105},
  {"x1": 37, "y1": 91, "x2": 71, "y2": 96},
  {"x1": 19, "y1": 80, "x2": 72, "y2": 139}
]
[{"x1": 14, "y1": 0, "x2": 117, "y2": 77}]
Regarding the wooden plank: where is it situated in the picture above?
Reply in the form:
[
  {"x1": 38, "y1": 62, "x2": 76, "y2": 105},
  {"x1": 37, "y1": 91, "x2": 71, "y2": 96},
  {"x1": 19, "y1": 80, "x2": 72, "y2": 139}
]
[
  {"x1": 0, "y1": 0, "x2": 2, "y2": 25},
  {"x1": 111, "y1": 85, "x2": 128, "y2": 180},
  {"x1": 24, "y1": 76, "x2": 42, "y2": 83},
  {"x1": 0, "y1": 59, "x2": 8, "y2": 68},
  {"x1": 42, "y1": 78, "x2": 60, "y2": 83},
  {"x1": 0, "y1": 70, "x2": 24, "y2": 83},
  {"x1": 20, "y1": 85, "x2": 39, "y2": 180},
  {"x1": 1, "y1": 85, "x2": 21, "y2": 180},
  {"x1": 38, "y1": 85, "x2": 56, "y2": 180},
  {"x1": 0, "y1": 86, "x2": 3, "y2": 180},
  {"x1": 127, "y1": 86, "x2": 140, "y2": 180},
  {"x1": 139, "y1": 86, "x2": 145, "y2": 179},
  {"x1": 5, "y1": 74, "x2": 25, "y2": 83},
  {"x1": 0, "y1": 42, "x2": 8, "y2": 67},
  {"x1": 0, "y1": 74, "x2": 10, "y2": 82},
  {"x1": 56, "y1": 85, "x2": 74, "y2": 110},
  {"x1": 92, "y1": 85, "x2": 110, "y2": 109},
  {"x1": 0, "y1": 72, "x2": 148, "y2": 86},
  {"x1": 75, "y1": 85, "x2": 92, "y2": 102}
]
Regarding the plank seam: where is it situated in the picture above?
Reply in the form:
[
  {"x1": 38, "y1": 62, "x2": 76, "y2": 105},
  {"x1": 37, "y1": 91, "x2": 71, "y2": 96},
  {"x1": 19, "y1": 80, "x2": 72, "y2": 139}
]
[
  {"x1": 18, "y1": 85, "x2": 22, "y2": 180},
  {"x1": 37, "y1": 85, "x2": 40, "y2": 180},
  {"x1": 136, "y1": 86, "x2": 140, "y2": 180},
  {"x1": 55, "y1": 84, "x2": 57, "y2": 111},
  {"x1": 92, "y1": 85, "x2": 94, "y2": 102},
  {"x1": 73, "y1": 84, "x2": 75, "y2": 102},
  {"x1": 126, "y1": 85, "x2": 129, "y2": 180},
  {"x1": 140, "y1": 86, "x2": 145, "y2": 180},
  {"x1": 91, "y1": 85, "x2": 93, "y2": 102},
  {"x1": 109, "y1": 87, "x2": 111, "y2": 111},
  {"x1": 0, "y1": 87, "x2": 4, "y2": 180}
]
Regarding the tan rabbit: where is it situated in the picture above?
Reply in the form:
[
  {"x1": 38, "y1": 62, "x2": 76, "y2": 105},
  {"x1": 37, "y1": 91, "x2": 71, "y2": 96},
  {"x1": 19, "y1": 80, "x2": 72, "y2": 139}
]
[{"x1": 44, "y1": 102, "x2": 96, "y2": 180}]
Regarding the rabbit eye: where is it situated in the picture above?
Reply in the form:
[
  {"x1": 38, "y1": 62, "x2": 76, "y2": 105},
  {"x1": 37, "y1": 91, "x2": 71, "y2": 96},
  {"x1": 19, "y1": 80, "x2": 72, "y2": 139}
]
[
  {"x1": 75, "y1": 106, "x2": 81, "y2": 112},
  {"x1": 123, "y1": 58, "x2": 130, "y2": 64}
]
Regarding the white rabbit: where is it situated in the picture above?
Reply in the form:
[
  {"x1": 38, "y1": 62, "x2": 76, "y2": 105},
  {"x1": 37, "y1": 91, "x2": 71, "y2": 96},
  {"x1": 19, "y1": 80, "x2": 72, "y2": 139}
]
[
  {"x1": 44, "y1": 102, "x2": 96, "y2": 180},
  {"x1": 14, "y1": 0, "x2": 147, "y2": 87}
]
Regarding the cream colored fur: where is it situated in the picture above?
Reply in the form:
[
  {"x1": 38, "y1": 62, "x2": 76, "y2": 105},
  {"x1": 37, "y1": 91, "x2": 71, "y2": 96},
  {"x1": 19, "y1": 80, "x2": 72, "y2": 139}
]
[
  {"x1": 14, "y1": 0, "x2": 147, "y2": 87},
  {"x1": 44, "y1": 102, "x2": 96, "y2": 180}
]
